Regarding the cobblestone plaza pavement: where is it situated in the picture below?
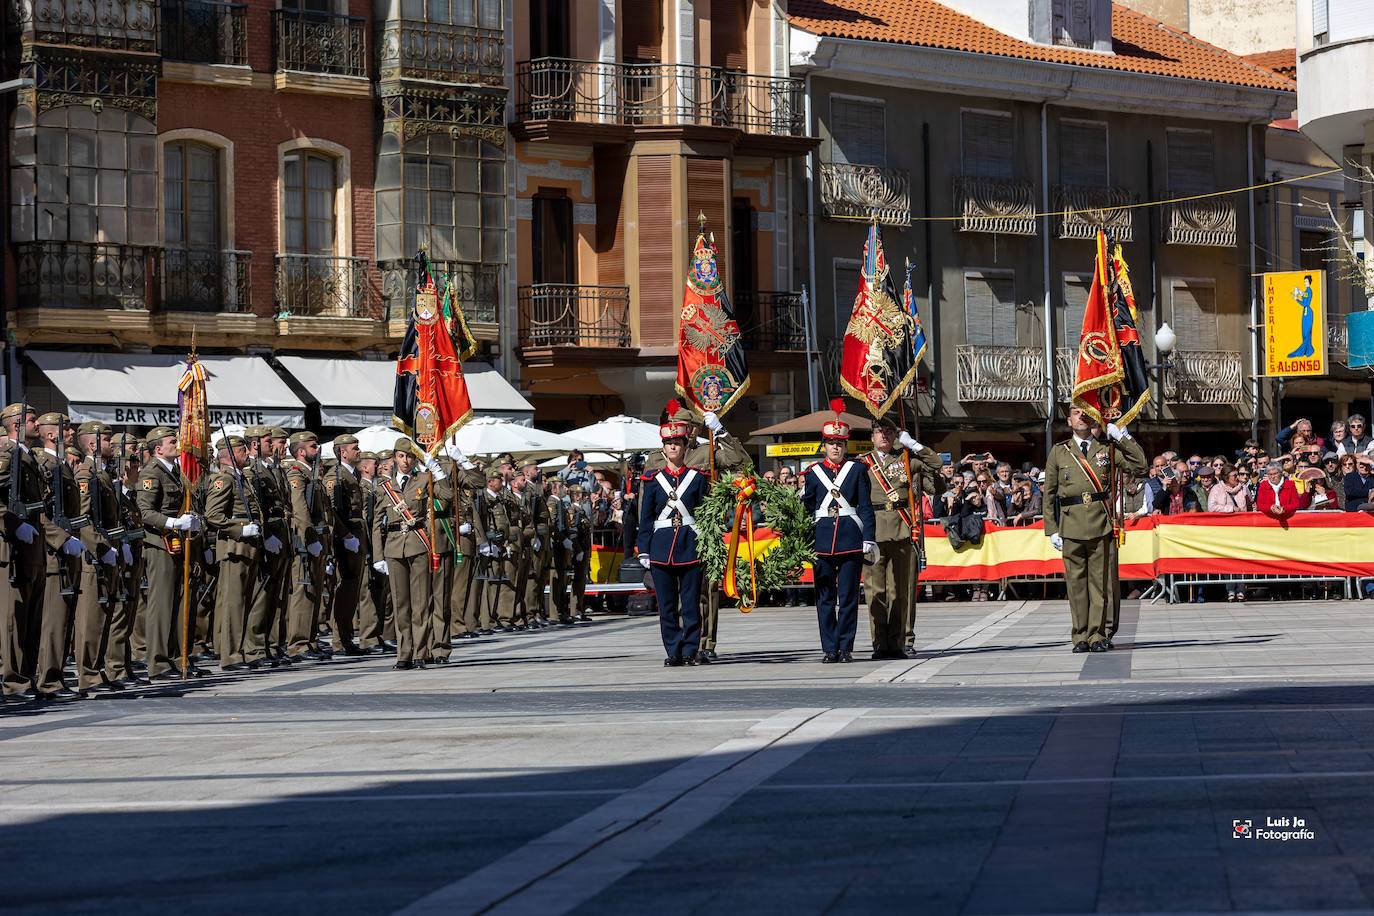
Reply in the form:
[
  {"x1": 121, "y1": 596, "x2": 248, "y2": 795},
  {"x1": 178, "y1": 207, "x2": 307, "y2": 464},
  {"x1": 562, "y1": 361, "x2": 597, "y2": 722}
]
[{"x1": 7, "y1": 598, "x2": 1374, "y2": 914}]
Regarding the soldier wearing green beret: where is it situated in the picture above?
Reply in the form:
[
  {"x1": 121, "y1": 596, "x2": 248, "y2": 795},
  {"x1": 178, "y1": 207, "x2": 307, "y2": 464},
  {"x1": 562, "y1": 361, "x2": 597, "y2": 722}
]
[
  {"x1": 0, "y1": 405, "x2": 47, "y2": 701},
  {"x1": 204, "y1": 435, "x2": 261, "y2": 670},
  {"x1": 70, "y1": 421, "x2": 123, "y2": 695},
  {"x1": 137, "y1": 426, "x2": 205, "y2": 680},
  {"x1": 324, "y1": 434, "x2": 368, "y2": 656},
  {"x1": 282, "y1": 431, "x2": 331, "y2": 661}
]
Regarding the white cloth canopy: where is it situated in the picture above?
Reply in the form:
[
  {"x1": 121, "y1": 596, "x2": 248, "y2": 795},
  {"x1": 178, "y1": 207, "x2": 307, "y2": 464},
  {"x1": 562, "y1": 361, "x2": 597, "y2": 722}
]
[
  {"x1": 274, "y1": 357, "x2": 534, "y2": 427},
  {"x1": 563, "y1": 415, "x2": 662, "y2": 455},
  {"x1": 449, "y1": 417, "x2": 585, "y2": 459},
  {"x1": 27, "y1": 351, "x2": 306, "y2": 428},
  {"x1": 537, "y1": 451, "x2": 621, "y2": 470}
]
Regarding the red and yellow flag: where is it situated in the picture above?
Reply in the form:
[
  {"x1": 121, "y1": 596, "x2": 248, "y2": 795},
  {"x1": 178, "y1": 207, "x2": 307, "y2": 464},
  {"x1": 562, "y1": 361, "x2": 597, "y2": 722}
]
[
  {"x1": 676, "y1": 226, "x2": 750, "y2": 419},
  {"x1": 393, "y1": 253, "x2": 474, "y2": 458},
  {"x1": 176, "y1": 355, "x2": 209, "y2": 484},
  {"x1": 1072, "y1": 231, "x2": 1150, "y2": 426},
  {"x1": 839, "y1": 224, "x2": 919, "y2": 419}
]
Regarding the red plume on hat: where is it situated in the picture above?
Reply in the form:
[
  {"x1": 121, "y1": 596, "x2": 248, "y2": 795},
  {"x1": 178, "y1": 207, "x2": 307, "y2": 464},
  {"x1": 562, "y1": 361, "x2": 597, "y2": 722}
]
[
  {"x1": 660, "y1": 398, "x2": 689, "y2": 441},
  {"x1": 822, "y1": 397, "x2": 851, "y2": 441},
  {"x1": 666, "y1": 399, "x2": 680, "y2": 418}
]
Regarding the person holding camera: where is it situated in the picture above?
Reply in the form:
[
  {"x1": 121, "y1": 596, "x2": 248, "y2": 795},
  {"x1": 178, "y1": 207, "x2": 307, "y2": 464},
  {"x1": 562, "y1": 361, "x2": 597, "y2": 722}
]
[
  {"x1": 1006, "y1": 473, "x2": 1042, "y2": 525},
  {"x1": 558, "y1": 450, "x2": 595, "y2": 492}
]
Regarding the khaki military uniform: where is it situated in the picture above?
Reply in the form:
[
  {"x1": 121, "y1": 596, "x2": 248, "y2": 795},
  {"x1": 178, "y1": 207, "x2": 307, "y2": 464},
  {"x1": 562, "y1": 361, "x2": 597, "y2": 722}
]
[
  {"x1": 861, "y1": 444, "x2": 941, "y2": 658},
  {"x1": 204, "y1": 467, "x2": 262, "y2": 668},
  {"x1": 646, "y1": 431, "x2": 749, "y2": 654},
  {"x1": 425, "y1": 463, "x2": 455, "y2": 661},
  {"x1": 445, "y1": 464, "x2": 485, "y2": 641},
  {"x1": 496, "y1": 486, "x2": 529, "y2": 628},
  {"x1": 325, "y1": 461, "x2": 368, "y2": 652},
  {"x1": 283, "y1": 457, "x2": 330, "y2": 657},
  {"x1": 356, "y1": 475, "x2": 388, "y2": 649},
  {"x1": 372, "y1": 471, "x2": 449, "y2": 664},
  {"x1": 34, "y1": 448, "x2": 83, "y2": 694},
  {"x1": 137, "y1": 457, "x2": 191, "y2": 677},
  {"x1": 239, "y1": 458, "x2": 286, "y2": 664},
  {"x1": 105, "y1": 477, "x2": 144, "y2": 684},
  {"x1": 0, "y1": 442, "x2": 49, "y2": 696},
  {"x1": 1042, "y1": 433, "x2": 1147, "y2": 647},
  {"x1": 520, "y1": 482, "x2": 551, "y2": 625},
  {"x1": 474, "y1": 483, "x2": 513, "y2": 631},
  {"x1": 71, "y1": 456, "x2": 121, "y2": 689}
]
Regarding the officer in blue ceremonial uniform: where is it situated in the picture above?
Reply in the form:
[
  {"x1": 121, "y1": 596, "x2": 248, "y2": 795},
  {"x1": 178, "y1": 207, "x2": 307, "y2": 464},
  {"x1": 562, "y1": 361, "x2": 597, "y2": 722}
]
[
  {"x1": 637, "y1": 403, "x2": 709, "y2": 666},
  {"x1": 803, "y1": 400, "x2": 876, "y2": 663}
]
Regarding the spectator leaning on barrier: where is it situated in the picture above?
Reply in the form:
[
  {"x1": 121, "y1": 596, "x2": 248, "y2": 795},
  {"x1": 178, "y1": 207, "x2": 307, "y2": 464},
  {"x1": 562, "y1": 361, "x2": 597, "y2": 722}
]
[
  {"x1": 1344, "y1": 454, "x2": 1374, "y2": 511},
  {"x1": 1208, "y1": 465, "x2": 1252, "y2": 513},
  {"x1": 1005, "y1": 472, "x2": 1042, "y2": 525},
  {"x1": 1191, "y1": 464, "x2": 1215, "y2": 507},
  {"x1": 1257, "y1": 461, "x2": 1302, "y2": 519}
]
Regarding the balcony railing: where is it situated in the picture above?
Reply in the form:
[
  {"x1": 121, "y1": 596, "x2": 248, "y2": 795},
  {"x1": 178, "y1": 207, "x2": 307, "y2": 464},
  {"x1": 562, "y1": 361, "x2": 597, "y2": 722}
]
[
  {"x1": 379, "y1": 259, "x2": 501, "y2": 324},
  {"x1": 161, "y1": 0, "x2": 246, "y2": 65},
  {"x1": 274, "y1": 8, "x2": 367, "y2": 77},
  {"x1": 736, "y1": 291, "x2": 807, "y2": 352},
  {"x1": 1054, "y1": 186, "x2": 1134, "y2": 242},
  {"x1": 819, "y1": 162, "x2": 911, "y2": 226},
  {"x1": 1329, "y1": 312, "x2": 1348, "y2": 365},
  {"x1": 956, "y1": 345, "x2": 1045, "y2": 402},
  {"x1": 514, "y1": 58, "x2": 805, "y2": 137},
  {"x1": 954, "y1": 176, "x2": 1037, "y2": 236},
  {"x1": 11, "y1": 0, "x2": 157, "y2": 52},
  {"x1": 377, "y1": 19, "x2": 503, "y2": 84},
  {"x1": 274, "y1": 254, "x2": 377, "y2": 318},
  {"x1": 16, "y1": 242, "x2": 158, "y2": 310},
  {"x1": 1054, "y1": 346, "x2": 1075, "y2": 403},
  {"x1": 161, "y1": 248, "x2": 251, "y2": 312},
  {"x1": 517, "y1": 284, "x2": 631, "y2": 349},
  {"x1": 1164, "y1": 350, "x2": 1244, "y2": 405},
  {"x1": 1162, "y1": 198, "x2": 1236, "y2": 247}
]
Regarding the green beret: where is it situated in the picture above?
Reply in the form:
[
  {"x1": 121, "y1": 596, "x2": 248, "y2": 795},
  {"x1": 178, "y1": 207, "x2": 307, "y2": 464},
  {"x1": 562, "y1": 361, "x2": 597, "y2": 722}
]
[
  {"x1": 77, "y1": 421, "x2": 109, "y2": 436},
  {"x1": 146, "y1": 426, "x2": 177, "y2": 442},
  {"x1": 287, "y1": 431, "x2": 318, "y2": 448},
  {"x1": 332, "y1": 434, "x2": 359, "y2": 448},
  {"x1": 64, "y1": 446, "x2": 83, "y2": 460},
  {"x1": 0, "y1": 404, "x2": 35, "y2": 422},
  {"x1": 270, "y1": 427, "x2": 288, "y2": 440},
  {"x1": 217, "y1": 435, "x2": 246, "y2": 450},
  {"x1": 359, "y1": 451, "x2": 378, "y2": 461},
  {"x1": 392, "y1": 436, "x2": 415, "y2": 454},
  {"x1": 35, "y1": 412, "x2": 67, "y2": 427},
  {"x1": 244, "y1": 425, "x2": 268, "y2": 439},
  {"x1": 493, "y1": 452, "x2": 515, "y2": 468},
  {"x1": 485, "y1": 465, "x2": 503, "y2": 480}
]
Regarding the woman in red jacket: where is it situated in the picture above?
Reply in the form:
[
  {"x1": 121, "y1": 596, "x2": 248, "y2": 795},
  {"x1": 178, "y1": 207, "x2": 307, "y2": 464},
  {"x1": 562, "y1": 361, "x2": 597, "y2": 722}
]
[{"x1": 1256, "y1": 461, "x2": 1302, "y2": 519}]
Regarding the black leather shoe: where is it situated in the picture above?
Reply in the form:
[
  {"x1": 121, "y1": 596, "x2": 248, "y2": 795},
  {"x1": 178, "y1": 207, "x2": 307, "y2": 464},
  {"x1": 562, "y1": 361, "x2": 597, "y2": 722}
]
[
  {"x1": 414, "y1": 658, "x2": 427, "y2": 669},
  {"x1": 839, "y1": 651, "x2": 853, "y2": 663},
  {"x1": 1072, "y1": 642, "x2": 1089, "y2": 653},
  {"x1": 664, "y1": 657, "x2": 683, "y2": 667},
  {"x1": 247, "y1": 659, "x2": 272, "y2": 670},
  {"x1": 821, "y1": 652, "x2": 837, "y2": 664},
  {"x1": 303, "y1": 648, "x2": 327, "y2": 661},
  {"x1": 222, "y1": 662, "x2": 252, "y2": 672},
  {"x1": 194, "y1": 651, "x2": 219, "y2": 663},
  {"x1": 183, "y1": 665, "x2": 207, "y2": 678},
  {"x1": 1105, "y1": 638, "x2": 1115, "y2": 649},
  {"x1": 577, "y1": 612, "x2": 591, "y2": 622},
  {"x1": 903, "y1": 647, "x2": 919, "y2": 659},
  {"x1": 460, "y1": 632, "x2": 478, "y2": 640},
  {"x1": 393, "y1": 660, "x2": 413, "y2": 670},
  {"x1": 559, "y1": 617, "x2": 575, "y2": 626},
  {"x1": 79, "y1": 682, "x2": 120, "y2": 697},
  {"x1": 694, "y1": 652, "x2": 712, "y2": 665},
  {"x1": 1089, "y1": 642, "x2": 1108, "y2": 653},
  {"x1": 430, "y1": 656, "x2": 450, "y2": 665},
  {"x1": 118, "y1": 675, "x2": 150, "y2": 688},
  {"x1": 381, "y1": 640, "x2": 398, "y2": 652},
  {"x1": 683, "y1": 655, "x2": 698, "y2": 666},
  {"x1": 38, "y1": 686, "x2": 79, "y2": 700},
  {"x1": 342, "y1": 644, "x2": 367, "y2": 657},
  {"x1": 149, "y1": 670, "x2": 182, "y2": 682},
  {"x1": 870, "y1": 650, "x2": 888, "y2": 660},
  {"x1": 368, "y1": 645, "x2": 388, "y2": 654}
]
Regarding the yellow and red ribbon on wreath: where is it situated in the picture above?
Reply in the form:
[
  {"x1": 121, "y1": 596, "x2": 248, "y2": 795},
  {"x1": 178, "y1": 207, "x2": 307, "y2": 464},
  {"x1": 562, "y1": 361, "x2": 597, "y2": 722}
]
[{"x1": 723, "y1": 474, "x2": 759, "y2": 612}]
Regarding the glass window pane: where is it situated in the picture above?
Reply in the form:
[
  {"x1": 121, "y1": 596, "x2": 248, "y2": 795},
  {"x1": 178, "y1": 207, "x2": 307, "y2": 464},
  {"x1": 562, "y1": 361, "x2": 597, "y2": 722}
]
[
  {"x1": 307, "y1": 154, "x2": 334, "y2": 191},
  {"x1": 455, "y1": 192, "x2": 479, "y2": 227},
  {"x1": 11, "y1": 204, "x2": 34, "y2": 242},
  {"x1": 69, "y1": 206, "x2": 95, "y2": 242},
  {"x1": 481, "y1": 162, "x2": 504, "y2": 194},
  {"x1": 188, "y1": 145, "x2": 217, "y2": 181},
  {"x1": 37, "y1": 165, "x2": 67, "y2": 203},
  {"x1": 428, "y1": 134, "x2": 453, "y2": 158},
  {"x1": 403, "y1": 223, "x2": 420, "y2": 255},
  {"x1": 481, "y1": 193, "x2": 502, "y2": 228},
  {"x1": 11, "y1": 126, "x2": 36, "y2": 166},
  {"x1": 307, "y1": 216, "x2": 332, "y2": 253},
  {"x1": 429, "y1": 0, "x2": 450, "y2": 24},
  {"x1": 431, "y1": 228, "x2": 456, "y2": 261},
  {"x1": 376, "y1": 188, "x2": 401, "y2": 224},
  {"x1": 42, "y1": 206, "x2": 67, "y2": 241},
  {"x1": 97, "y1": 108, "x2": 125, "y2": 132},
  {"x1": 404, "y1": 156, "x2": 429, "y2": 189},
  {"x1": 286, "y1": 217, "x2": 304, "y2": 251},
  {"x1": 284, "y1": 154, "x2": 301, "y2": 193},
  {"x1": 482, "y1": 229, "x2": 504, "y2": 262},
  {"x1": 97, "y1": 206, "x2": 126, "y2": 243},
  {"x1": 10, "y1": 166, "x2": 35, "y2": 208},
  {"x1": 164, "y1": 145, "x2": 184, "y2": 180},
  {"x1": 430, "y1": 159, "x2": 453, "y2": 190},
  {"x1": 129, "y1": 135, "x2": 157, "y2": 172},
  {"x1": 455, "y1": 226, "x2": 479, "y2": 261},
  {"x1": 456, "y1": 156, "x2": 479, "y2": 192},
  {"x1": 400, "y1": 0, "x2": 422, "y2": 19},
  {"x1": 479, "y1": 0, "x2": 500, "y2": 29},
  {"x1": 376, "y1": 150, "x2": 401, "y2": 190},
  {"x1": 69, "y1": 168, "x2": 96, "y2": 205},
  {"x1": 130, "y1": 171, "x2": 157, "y2": 208},
  {"x1": 67, "y1": 106, "x2": 93, "y2": 130},
  {"x1": 129, "y1": 207, "x2": 157, "y2": 245},
  {"x1": 404, "y1": 188, "x2": 427, "y2": 225},
  {"x1": 98, "y1": 131, "x2": 127, "y2": 169},
  {"x1": 376, "y1": 225, "x2": 401, "y2": 262},
  {"x1": 98, "y1": 169, "x2": 126, "y2": 206},
  {"x1": 307, "y1": 187, "x2": 332, "y2": 223},
  {"x1": 431, "y1": 191, "x2": 453, "y2": 224}
]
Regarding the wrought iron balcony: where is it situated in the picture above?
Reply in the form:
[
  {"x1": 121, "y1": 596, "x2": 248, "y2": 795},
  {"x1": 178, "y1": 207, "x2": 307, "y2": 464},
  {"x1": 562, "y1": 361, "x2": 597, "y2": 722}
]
[
  {"x1": 954, "y1": 176, "x2": 1037, "y2": 236},
  {"x1": 1162, "y1": 198, "x2": 1236, "y2": 247},
  {"x1": 274, "y1": 254, "x2": 377, "y2": 319},
  {"x1": 379, "y1": 259, "x2": 501, "y2": 324},
  {"x1": 1054, "y1": 347, "x2": 1075, "y2": 403},
  {"x1": 1329, "y1": 312, "x2": 1348, "y2": 365},
  {"x1": 160, "y1": 248, "x2": 251, "y2": 312},
  {"x1": 736, "y1": 291, "x2": 807, "y2": 352},
  {"x1": 377, "y1": 19, "x2": 503, "y2": 85},
  {"x1": 11, "y1": 0, "x2": 157, "y2": 52},
  {"x1": 1053, "y1": 185, "x2": 1134, "y2": 242},
  {"x1": 819, "y1": 162, "x2": 911, "y2": 226},
  {"x1": 273, "y1": 8, "x2": 366, "y2": 77},
  {"x1": 956, "y1": 345, "x2": 1046, "y2": 402},
  {"x1": 1163, "y1": 350, "x2": 1244, "y2": 405},
  {"x1": 514, "y1": 58, "x2": 805, "y2": 137},
  {"x1": 15, "y1": 241, "x2": 158, "y2": 310},
  {"x1": 517, "y1": 284, "x2": 631, "y2": 349},
  {"x1": 161, "y1": 0, "x2": 246, "y2": 65}
]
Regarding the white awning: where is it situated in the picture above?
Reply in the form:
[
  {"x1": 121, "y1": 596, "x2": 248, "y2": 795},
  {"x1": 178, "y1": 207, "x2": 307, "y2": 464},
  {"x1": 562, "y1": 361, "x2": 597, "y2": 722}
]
[
  {"x1": 274, "y1": 357, "x2": 534, "y2": 428},
  {"x1": 26, "y1": 351, "x2": 307, "y2": 429}
]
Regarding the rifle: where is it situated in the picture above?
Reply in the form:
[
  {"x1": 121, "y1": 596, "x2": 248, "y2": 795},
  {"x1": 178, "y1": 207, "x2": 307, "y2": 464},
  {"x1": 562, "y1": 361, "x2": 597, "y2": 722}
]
[
  {"x1": 49, "y1": 415, "x2": 88, "y2": 598},
  {"x1": 221, "y1": 423, "x2": 268, "y2": 589},
  {"x1": 308, "y1": 449, "x2": 332, "y2": 606},
  {"x1": 7, "y1": 400, "x2": 43, "y2": 587}
]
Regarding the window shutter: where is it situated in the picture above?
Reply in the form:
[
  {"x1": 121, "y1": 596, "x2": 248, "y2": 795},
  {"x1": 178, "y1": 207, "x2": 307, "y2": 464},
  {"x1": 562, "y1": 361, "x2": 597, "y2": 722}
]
[
  {"x1": 1062, "y1": 275, "x2": 1090, "y2": 349},
  {"x1": 830, "y1": 98, "x2": 885, "y2": 167},
  {"x1": 965, "y1": 273, "x2": 1016, "y2": 346},
  {"x1": 1171, "y1": 281, "x2": 1218, "y2": 350},
  {"x1": 1059, "y1": 121, "x2": 1107, "y2": 186},
  {"x1": 1314, "y1": 0, "x2": 1328, "y2": 35},
  {"x1": 961, "y1": 111, "x2": 1013, "y2": 179},
  {"x1": 1166, "y1": 130, "x2": 1213, "y2": 194}
]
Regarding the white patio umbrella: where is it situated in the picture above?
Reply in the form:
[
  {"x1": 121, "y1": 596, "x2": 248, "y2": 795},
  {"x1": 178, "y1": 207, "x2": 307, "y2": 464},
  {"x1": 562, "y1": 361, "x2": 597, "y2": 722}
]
[
  {"x1": 353, "y1": 423, "x2": 407, "y2": 455},
  {"x1": 537, "y1": 451, "x2": 621, "y2": 470},
  {"x1": 449, "y1": 417, "x2": 584, "y2": 459},
  {"x1": 564, "y1": 415, "x2": 661, "y2": 457}
]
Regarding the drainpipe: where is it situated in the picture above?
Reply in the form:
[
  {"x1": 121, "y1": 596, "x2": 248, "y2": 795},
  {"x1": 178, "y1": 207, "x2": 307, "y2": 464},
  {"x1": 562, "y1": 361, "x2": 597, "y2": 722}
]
[
  {"x1": 1040, "y1": 100, "x2": 1053, "y2": 463},
  {"x1": 923, "y1": 122, "x2": 938, "y2": 415},
  {"x1": 1247, "y1": 122, "x2": 1261, "y2": 442},
  {"x1": 804, "y1": 70, "x2": 820, "y2": 410}
]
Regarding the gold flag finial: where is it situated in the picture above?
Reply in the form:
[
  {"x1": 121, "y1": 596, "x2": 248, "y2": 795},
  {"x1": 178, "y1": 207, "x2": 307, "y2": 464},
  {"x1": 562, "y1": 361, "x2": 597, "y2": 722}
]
[{"x1": 697, "y1": 211, "x2": 707, "y2": 231}]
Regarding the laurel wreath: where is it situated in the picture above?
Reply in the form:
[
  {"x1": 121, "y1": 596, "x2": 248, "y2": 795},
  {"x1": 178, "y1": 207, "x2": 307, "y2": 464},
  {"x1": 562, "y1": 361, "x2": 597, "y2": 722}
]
[{"x1": 697, "y1": 475, "x2": 815, "y2": 596}]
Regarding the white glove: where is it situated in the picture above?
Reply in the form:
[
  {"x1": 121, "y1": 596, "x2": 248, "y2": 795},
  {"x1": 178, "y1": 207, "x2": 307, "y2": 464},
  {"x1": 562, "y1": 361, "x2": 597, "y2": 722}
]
[
  {"x1": 862, "y1": 540, "x2": 877, "y2": 556},
  {"x1": 575, "y1": 552, "x2": 584, "y2": 562},
  {"x1": 444, "y1": 444, "x2": 467, "y2": 464},
  {"x1": 14, "y1": 522, "x2": 36, "y2": 545},
  {"x1": 121, "y1": 543, "x2": 133, "y2": 564},
  {"x1": 264, "y1": 535, "x2": 282, "y2": 555},
  {"x1": 241, "y1": 523, "x2": 260, "y2": 538},
  {"x1": 204, "y1": 548, "x2": 215, "y2": 565},
  {"x1": 703, "y1": 411, "x2": 724, "y2": 435},
  {"x1": 1106, "y1": 423, "x2": 1128, "y2": 442},
  {"x1": 186, "y1": 514, "x2": 201, "y2": 533},
  {"x1": 458, "y1": 522, "x2": 473, "y2": 535},
  {"x1": 479, "y1": 544, "x2": 497, "y2": 558},
  {"x1": 343, "y1": 535, "x2": 360, "y2": 553},
  {"x1": 638, "y1": 554, "x2": 652, "y2": 569},
  {"x1": 325, "y1": 561, "x2": 335, "y2": 577},
  {"x1": 425, "y1": 458, "x2": 447, "y2": 482},
  {"x1": 100, "y1": 548, "x2": 117, "y2": 566},
  {"x1": 562, "y1": 538, "x2": 573, "y2": 550},
  {"x1": 532, "y1": 537, "x2": 541, "y2": 552},
  {"x1": 307, "y1": 541, "x2": 322, "y2": 557},
  {"x1": 1050, "y1": 533, "x2": 1063, "y2": 552},
  {"x1": 898, "y1": 431, "x2": 921, "y2": 452},
  {"x1": 372, "y1": 560, "x2": 389, "y2": 575},
  {"x1": 166, "y1": 514, "x2": 194, "y2": 532},
  {"x1": 62, "y1": 537, "x2": 83, "y2": 557}
]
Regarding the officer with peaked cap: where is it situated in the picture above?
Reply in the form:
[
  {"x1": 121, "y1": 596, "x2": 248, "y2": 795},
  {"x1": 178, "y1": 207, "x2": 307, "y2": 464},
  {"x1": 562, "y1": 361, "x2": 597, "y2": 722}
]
[{"x1": 137, "y1": 425, "x2": 205, "y2": 680}]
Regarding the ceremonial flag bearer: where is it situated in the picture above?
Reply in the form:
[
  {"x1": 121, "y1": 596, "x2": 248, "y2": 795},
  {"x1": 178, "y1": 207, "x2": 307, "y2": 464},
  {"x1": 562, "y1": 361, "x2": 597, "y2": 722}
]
[
  {"x1": 802, "y1": 400, "x2": 876, "y2": 663},
  {"x1": 637, "y1": 402, "x2": 709, "y2": 667}
]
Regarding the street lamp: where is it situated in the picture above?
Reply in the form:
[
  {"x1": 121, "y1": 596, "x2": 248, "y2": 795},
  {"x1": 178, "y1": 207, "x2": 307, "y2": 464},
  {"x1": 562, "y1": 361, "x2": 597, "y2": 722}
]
[{"x1": 1148, "y1": 323, "x2": 1178, "y2": 417}]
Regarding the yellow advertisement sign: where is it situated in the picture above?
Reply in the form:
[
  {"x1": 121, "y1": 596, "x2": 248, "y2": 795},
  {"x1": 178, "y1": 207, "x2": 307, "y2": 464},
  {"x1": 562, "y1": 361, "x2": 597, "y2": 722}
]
[
  {"x1": 765, "y1": 440, "x2": 872, "y2": 458},
  {"x1": 1264, "y1": 271, "x2": 1325, "y2": 376}
]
